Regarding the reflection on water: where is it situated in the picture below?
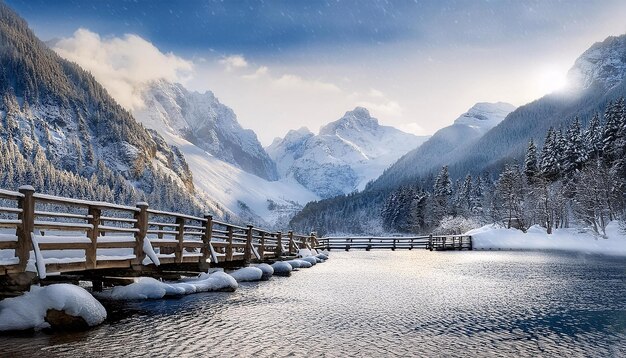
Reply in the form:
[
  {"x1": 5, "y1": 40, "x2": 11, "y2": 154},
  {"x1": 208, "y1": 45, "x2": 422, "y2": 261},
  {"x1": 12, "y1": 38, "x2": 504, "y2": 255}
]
[{"x1": 1, "y1": 251, "x2": 625, "y2": 357}]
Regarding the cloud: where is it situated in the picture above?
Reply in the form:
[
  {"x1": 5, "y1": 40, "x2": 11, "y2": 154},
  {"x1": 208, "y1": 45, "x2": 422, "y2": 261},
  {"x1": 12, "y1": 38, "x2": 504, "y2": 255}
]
[
  {"x1": 272, "y1": 74, "x2": 341, "y2": 93},
  {"x1": 219, "y1": 55, "x2": 248, "y2": 71},
  {"x1": 242, "y1": 66, "x2": 269, "y2": 80},
  {"x1": 52, "y1": 28, "x2": 193, "y2": 110}
]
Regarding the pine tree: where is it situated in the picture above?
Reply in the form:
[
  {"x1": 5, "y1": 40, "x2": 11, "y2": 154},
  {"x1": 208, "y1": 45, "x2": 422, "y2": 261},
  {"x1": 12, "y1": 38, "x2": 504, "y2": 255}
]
[
  {"x1": 602, "y1": 99, "x2": 623, "y2": 164},
  {"x1": 562, "y1": 117, "x2": 587, "y2": 174},
  {"x1": 432, "y1": 166, "x2": 452, "y2": 223},
  {"x1": 584, "y1": 113, "x2": 602, "y2": 160},
  {"x1": 524, "y1": 139, "x2": 538, "y2": 184},
  {"x1": 540, "y1": 127, "x2": 560, "y2": 181}
]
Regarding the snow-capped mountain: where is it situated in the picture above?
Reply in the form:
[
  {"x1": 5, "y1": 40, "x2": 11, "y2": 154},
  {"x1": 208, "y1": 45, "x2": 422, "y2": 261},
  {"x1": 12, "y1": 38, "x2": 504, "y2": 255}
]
[
  {"x1": 452, "y1": 102, "x2": 516, "y2": 133},
  {"x1": 368, "y1": 102, "x2": 516, "y2": 191},
  {"x1": 135, "y1": 80, "x2": 278, "y2": 181},
  {"x1": 132, "y1": 81, "x2": 317, "y2": 226},
  {"x1": 267, "y1": 107, "x2": 429, "y2": 198},
  {"x1": 567, "y1": 35, "x2": 626, "y2": 90}
]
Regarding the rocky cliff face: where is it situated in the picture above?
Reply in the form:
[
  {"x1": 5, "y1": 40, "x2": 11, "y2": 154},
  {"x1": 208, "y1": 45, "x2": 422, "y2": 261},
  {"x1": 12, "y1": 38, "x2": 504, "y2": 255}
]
[
  {"x1": 568, "y1": 35, "x2": 626, "y2": 90},
  {"x1": 135, "y1": 80, "x2": 278, "y2": 181}
]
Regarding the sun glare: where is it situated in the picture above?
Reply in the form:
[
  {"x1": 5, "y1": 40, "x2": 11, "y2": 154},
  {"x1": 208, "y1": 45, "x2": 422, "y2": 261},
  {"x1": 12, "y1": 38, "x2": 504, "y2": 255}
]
[{"x1": 534, "y1": 66, "x2": 569, "y2": 95}]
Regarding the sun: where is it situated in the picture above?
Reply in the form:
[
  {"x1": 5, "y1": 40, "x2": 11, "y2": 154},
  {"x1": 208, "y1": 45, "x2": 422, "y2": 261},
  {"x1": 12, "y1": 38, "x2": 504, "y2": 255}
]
[{"x1": 534, "y1": 66, "x2": 570, "y2": 95}]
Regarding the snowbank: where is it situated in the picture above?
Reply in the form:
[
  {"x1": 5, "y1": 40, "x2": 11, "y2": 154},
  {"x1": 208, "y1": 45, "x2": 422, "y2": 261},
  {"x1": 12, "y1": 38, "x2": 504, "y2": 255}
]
[
  {"x1": 101, "y1": 271, "x2": 238, "y2": 300},
  {"x1": 0, "y1": 284, "x2": 106, "y2": 331},
  {"x1": 229, "y1": 267, "x2": 263, "y2": 282},
  {"x1": 271, "y1": 261, "x2": 293, "y2": 276},
  {"x1": 466, "y1": 221, "x2": 626, "y2": 256}
]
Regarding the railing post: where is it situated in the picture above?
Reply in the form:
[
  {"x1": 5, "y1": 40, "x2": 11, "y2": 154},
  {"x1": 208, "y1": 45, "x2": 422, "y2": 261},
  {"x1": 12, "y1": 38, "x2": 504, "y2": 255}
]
[
  {"x1": 275, "y1": 231, "x2": 283, "y2": 257},
  {"x1": 175, "y1": 216, "x2": 185, "y2": 263},
  {"x1": 392, "y1": 238, "x2": 396, "y2": 251},
  {"x1": 468, "y1": 235, "x2": 473, "y2": 251},
  {"x1": 201, "y1": 214, "x2": 213, "y2": 269},
  {"x1": 244, "y1": 225, "x2": 253, "y2": 263},
  {"x1": 226, "y1": 226, "x2": 234, "y2": 261},
  {"x1": 133, "y1": 202, "x2": 148, "y2": 267},
  {"x1": 367, "y1": 238, "x2": 371, "y2": 251},
  {"x1": 288, "y1": 230, "x2": 295, "y2": 255},
  {"x1": 16, "y1": 185, "x2": 35, "y2": 272},
  {"x1": 86, "y1": 205, "x2": 101, "y2": 270},
  {"x1": 428, "y1": 234, "x2": 433, "y2": 251},
  {"x1": 310, "y1": 232, "x2": 318, "y2": 248},
  {"x1": 259, "y1": 232, "x2": 266, "y2": 260}
]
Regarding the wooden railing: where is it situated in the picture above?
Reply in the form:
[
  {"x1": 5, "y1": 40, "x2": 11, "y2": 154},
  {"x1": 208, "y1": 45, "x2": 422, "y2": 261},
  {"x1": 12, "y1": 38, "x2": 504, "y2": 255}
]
[
  {"x1": 317, "y1": 234, "x2": 472, "y2": 251},
  {"x1": 0, "y1": 186, "x2": 317, "y2": 277}
]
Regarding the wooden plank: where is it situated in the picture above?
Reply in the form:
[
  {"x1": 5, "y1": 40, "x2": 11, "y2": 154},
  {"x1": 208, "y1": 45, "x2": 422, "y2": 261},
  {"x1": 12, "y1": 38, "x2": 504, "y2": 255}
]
[
  {"x1": 0, "y1": 189, "x2": 23, "y2": 200},
  {"x1": 38, "y1": 242, "x2": 91, "y2": 250},
  {"x1": 0, "y1": 206, "x2": 22, "y2": 214},
  {"x1": 99, "y1": 225, "x2": 139, "y2": 233},
  {"x1": 97, "y1": 241, "x2": 136, "y2": 249},
  {"x1": 175, "y1": 216, "x2": 185, "y2": 264},
  {"x1": 101, "y1": 216, "x2": 137, "y2": 223},
  {"x1": 0, "y1": 241, "x2": 17, "y2": 249},
  {"x1": 95, "y1": 260, "x2": 133, "y2": 269},
  {"x1": 44, "y1": 261, "x2": 87, "y2": 273},
  {"x1": 133, "y1": 203, "x2": 148, "y2": 267},
  {"x1": 146, "y1": 209, "x2": 204, "y2": 222}
]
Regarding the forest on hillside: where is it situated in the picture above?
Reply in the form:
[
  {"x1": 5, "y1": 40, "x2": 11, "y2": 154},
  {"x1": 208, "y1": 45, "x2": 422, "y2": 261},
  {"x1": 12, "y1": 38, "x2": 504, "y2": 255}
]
[{"x1": 294, "y1": 100, "x2": 626, "y2": 236}]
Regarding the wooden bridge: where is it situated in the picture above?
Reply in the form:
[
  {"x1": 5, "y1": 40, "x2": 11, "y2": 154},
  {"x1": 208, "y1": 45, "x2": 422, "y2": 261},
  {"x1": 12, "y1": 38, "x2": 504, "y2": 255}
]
[
  {"x1": 0, "y1": 186, "x2": 317, "y2": 294},
  {"x1": 316, "y1": 235, "x2": 472, "y2": 251}
]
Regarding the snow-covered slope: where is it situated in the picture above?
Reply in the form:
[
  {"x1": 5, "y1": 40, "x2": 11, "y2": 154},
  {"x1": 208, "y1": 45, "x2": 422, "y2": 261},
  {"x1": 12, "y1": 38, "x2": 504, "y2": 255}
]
[
  {"x1": 369, "y1": 102, "x2": 516, "y2": 190},
  {"x1": 135, "y1": 80, "x2": 278, "y2": 181},
  {"x1": 159, "y1": 130, "x2": 318, "y2": 226},
  {"x1": 267, "y1": 107, "x2": 428, "y2": 198}
]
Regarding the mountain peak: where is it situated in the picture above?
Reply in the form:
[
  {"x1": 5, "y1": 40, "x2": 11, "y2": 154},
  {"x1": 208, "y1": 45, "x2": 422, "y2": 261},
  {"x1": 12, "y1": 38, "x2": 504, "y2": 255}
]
[
  {"x1": 453, "y1": 102, "x2": 516, "y2": 129},
  {"x1": 320, "y1": 106, "x2": 378, "y2": 135},
  {"x1": 567, "y1": 34, "x2": 626, "y2": 90}
]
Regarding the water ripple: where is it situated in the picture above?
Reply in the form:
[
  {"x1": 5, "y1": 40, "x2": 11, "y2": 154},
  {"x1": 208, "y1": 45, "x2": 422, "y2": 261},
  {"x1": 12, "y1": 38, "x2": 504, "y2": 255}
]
[{"x1": 1, "y1": 251, "x2": 625, "y2": 357}]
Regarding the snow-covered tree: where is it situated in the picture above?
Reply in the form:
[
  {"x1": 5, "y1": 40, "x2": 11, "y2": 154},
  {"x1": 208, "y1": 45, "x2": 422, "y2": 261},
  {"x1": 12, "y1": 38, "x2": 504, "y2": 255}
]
[{"x1": 524, "y1": 139, "x2": 538, "y2": 184}]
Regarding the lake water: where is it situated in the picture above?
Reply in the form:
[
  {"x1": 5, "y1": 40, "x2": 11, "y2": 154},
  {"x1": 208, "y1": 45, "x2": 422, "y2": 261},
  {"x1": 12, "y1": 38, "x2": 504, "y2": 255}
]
[{"x1": 1, "y1": 250, "x2": 625, "y2": 357}]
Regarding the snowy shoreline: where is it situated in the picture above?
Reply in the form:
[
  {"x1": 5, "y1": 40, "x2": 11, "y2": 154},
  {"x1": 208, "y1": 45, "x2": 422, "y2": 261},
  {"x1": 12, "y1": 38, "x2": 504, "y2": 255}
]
[{"x1": 466, "y1": 221, "x2": 626, "y2": 256}]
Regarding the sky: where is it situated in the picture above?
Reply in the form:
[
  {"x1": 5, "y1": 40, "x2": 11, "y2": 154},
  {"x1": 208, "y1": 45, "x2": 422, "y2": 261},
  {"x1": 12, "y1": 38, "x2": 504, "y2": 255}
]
[{"x1": 7, "y1": 0, "x2": 626, "y2": 145}]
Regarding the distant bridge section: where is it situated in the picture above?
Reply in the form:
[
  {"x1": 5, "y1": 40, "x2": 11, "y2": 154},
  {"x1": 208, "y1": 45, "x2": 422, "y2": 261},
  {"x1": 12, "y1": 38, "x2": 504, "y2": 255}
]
[{"x1": 316, "y1": 235, "x2": 472, "y2": 251}]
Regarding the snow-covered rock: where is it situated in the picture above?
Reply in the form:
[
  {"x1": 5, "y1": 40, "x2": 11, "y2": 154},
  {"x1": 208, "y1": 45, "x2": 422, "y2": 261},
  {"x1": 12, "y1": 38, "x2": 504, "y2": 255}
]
[
  {"x1": 300, "y1": 256, "x2": 318, "y2": 266},
  {"x1": 253, "y1": 263, "x2": 274, "y2": 280},
  {"x1": 102, "y1": 271, "x2": 238, "y2": 300},
  {"x1": 229, "y1": 267, "x2": 264, "y2": 282},
  {"x1": 567, "y1": 34, "x2": 626, "y2": 90},
  {"x1": 267, "y1": 107, "x2": 429, "y2": 198},
  {"x1": 289, "y1": 259, "x2": 313, "y2": 268},
  {"x1": 271, "y1": 261, "x2": 293, "y2": 276},
  {"x1": 136, "y1": 80, "x2": 278, "y2": 181},
  {"x1": 0, "y1": 284, "x2": 106, "y2": 331}
]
